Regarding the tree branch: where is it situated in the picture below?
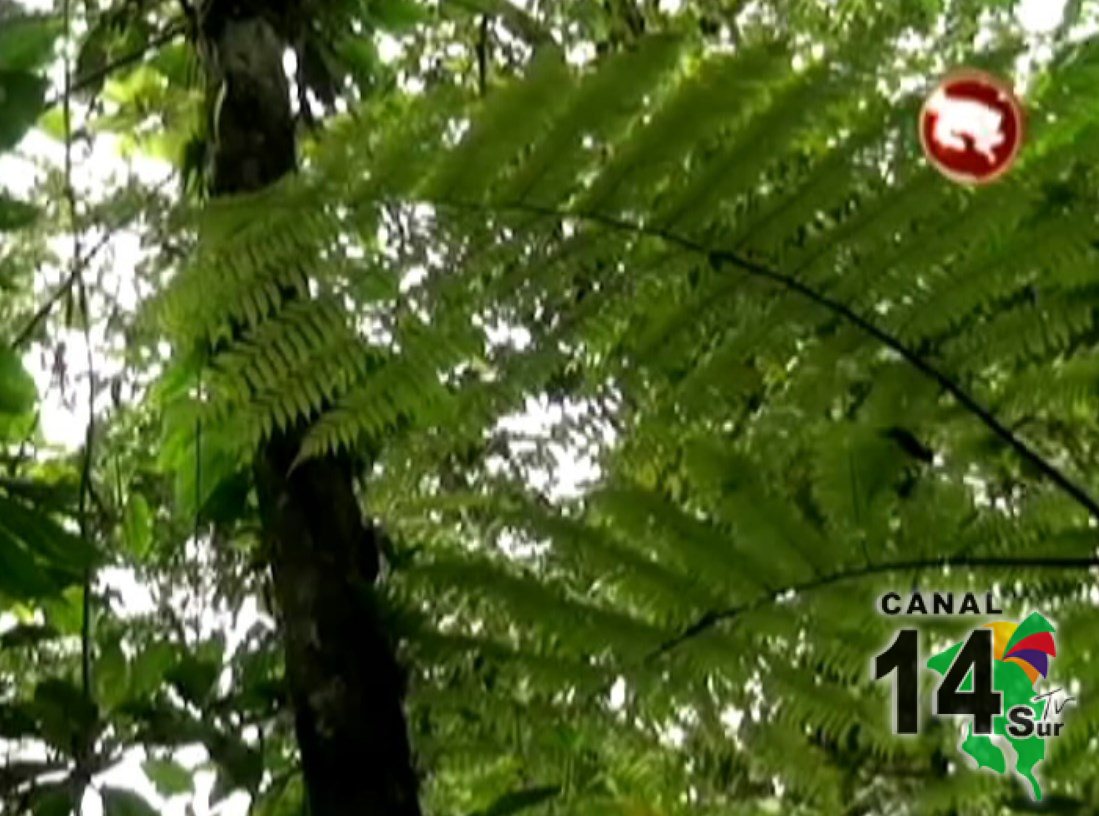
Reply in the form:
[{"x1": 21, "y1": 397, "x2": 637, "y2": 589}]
[
  {"x1": 411, "y1": 194, "x2": 1099, "y2": 662},
  {"x1": 9, "y1": 172, "x2": 175, "y2": 351},
  {"x1": 436, "y1": 197, "x2": 1099, "y2": 524},
  {"x1": 703, "y1": 244, "x2": 1099, "y2": 521},
  {"x1": 44, "y1": 22, "x2": 186, "y2": 109},
  {"x1": 445, "y1": 0, "x2": 557, "y2": 51},
  {"x1": 649, "y1": 554, "x2": 1099, "y2": 660},
  {"x1": 9, "y1": 231, "x2": 109, "y2": 350},
  {"x1": 59, "y1": 0, "x2": 98, "y2": 805}
]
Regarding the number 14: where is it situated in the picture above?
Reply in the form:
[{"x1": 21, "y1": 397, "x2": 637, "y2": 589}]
[{"x1": 874, "y1": 629, "x2": 1003, "y2": 735}]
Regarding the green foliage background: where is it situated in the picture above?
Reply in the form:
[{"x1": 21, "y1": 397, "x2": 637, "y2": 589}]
[{"x1": 2, "y1": 0, "x2": 1099, "y2": 814}]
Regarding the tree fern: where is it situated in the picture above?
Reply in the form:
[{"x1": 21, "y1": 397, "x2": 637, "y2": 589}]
[{"x1": 134, "y1": 13, "x2": 1099, "y2": 812}]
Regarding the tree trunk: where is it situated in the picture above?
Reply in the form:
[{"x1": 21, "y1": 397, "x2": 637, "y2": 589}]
[{"x1": 200, "y1": 7, "x2": 421, "y2": 814}]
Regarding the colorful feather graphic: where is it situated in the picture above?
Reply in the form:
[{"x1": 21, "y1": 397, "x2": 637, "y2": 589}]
[{"x1": 984, "y1": 612, "x2": 1057, "y2": 686}]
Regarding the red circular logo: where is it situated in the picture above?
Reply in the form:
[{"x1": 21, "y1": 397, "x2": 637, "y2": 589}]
[{"x1": 920, "y1": 70, "x2": 1024, "y2": 185}]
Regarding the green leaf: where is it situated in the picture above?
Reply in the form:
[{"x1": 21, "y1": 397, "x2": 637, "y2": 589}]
[
  {"x1": 122, "y1": 493, "x2": 153, "y2": 559},
  {"x1": 200, "y1": 469, "x2": 250, "y2": 526},
  {"x1": 101, "y1": 64, "x2": 166, "y2": 108},
  {"x1": 0, "y1": 16, "x2": 60, "y2": 71},
  {"x1": 473, "y1": 785, "x2": 561, "y2": 816},
  {"x1": 130, "y1": 641, "x2": 177, "y2": 699},
  {"x1": 0, "y1": 408, "x2": 35, "y2": 443},
  {"x1": 37, "y1": 105, "x2": 66, "y2": 141},
  {"x1": 32, "y1": 679, "x2": 98, "y2": 755},
  {"x1": 0, "y1": 523, "x2": 62, "y2": 600},
  {"x1": 0, "y1": 70, "x2": 48, "y2": 151},
  {"x1": 811, "y1": 422, "x2": 906, "y2": 537},
  {"x1": 337, "y1": 36, "x2": 380, "y2": 88},
  {"x1": 159, "y1": 400, "x2": 247, "y2": 520},
  {"x1": 370, "y1": 0, "x2": 429, "y2": 31},
  {"x1": 0, "y1": 622, "x2": 58, "y2": 649},
  {"x1": 73, "y1": 19, "x2": 110, "y2": 99},
  {"x1": 124, "y1": 702, "x2": 211, "y2": 747},
  {"x1": 208, "y1": 737, "x2": 263, "y2": 797},
  {"x1": 142, "y1": 758, "x2": 193, "y2": 797},
  {"x1": 29, "y1": 784, "x2": 71, "y2": 816},
  {"x1": 166, "y1": 652, "x2": 220, "y2": 706},
  {"x1": 0, "y1": 473, "x2": 81, "y2": 511},
  {"x1": 95, "y1": 637, "x2": 130, "y2": 711},
  {"x1": 249, "y1": 774, "x2": 304, "y2": 816},
  {"x1": 100, "y1": 787, "x2": 158, "y2": 816},
  {"x1": 0, "y1": 494, "x2": 99, "y2": 578},
  {"x1": 0, "y1": 349, "x2": 37, "y2": 416},
  {"x1": 0, "y1": 701, "x2": 39, "y2": 739},
  {"x1": 149, "y1": 42, "x2": 193, "y2": 86},
  {"x1": 42, "y1": 586, "x2": 84, "y2": 635},
  {"x1": 0, "y1": 194, "x2": 39, "y2": 231}
]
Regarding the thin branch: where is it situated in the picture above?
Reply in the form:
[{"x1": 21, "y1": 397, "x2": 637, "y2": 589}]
[
  {"x1": 445, "y1": 0, "x2": 557, "y2": 51},
  {"x1": 703, "y1": 247, "x2": 1099, "y2": 523},
  {"x1": 11, "y1": 273, "x2": 75, "y2": 351},
  {"x1": 412, "y1": 193, "x2": 1099, "y2": 664},
  {"x1": 477, "y1": 14, "x2": 490, "y2": 96},
  {"x1": 44, "y1": 22, "x2": 186, "y2": 110},
  {"x1": 649, "y1": 554, "x2": 1099, "y2": 660},
  {"x1": 60, "y1": 1, "x2": 97, "y2": 804},
  {"x1": 10, "y1": 230, "x2": 111, "y2": 350},
  {"x1": 194, "y1": 366, "x2": 203, "y2": 544},
  {"x1": 436, "y1": 196, "x2": 1099, "y2": 524},
  {"x1": 10, "y1": 172, "x2": 175, "y2": 351}
]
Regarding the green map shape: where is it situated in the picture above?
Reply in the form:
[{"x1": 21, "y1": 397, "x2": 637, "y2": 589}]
[{"x1": 928, "y1": 640, "x2": 1047, "y2": 800}]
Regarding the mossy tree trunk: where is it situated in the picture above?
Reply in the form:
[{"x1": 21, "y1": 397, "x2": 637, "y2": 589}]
[{"x1": 199, "y1": 6, "x2": 421, "y2": 814}]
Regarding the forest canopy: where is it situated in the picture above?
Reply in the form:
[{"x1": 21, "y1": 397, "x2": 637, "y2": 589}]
[{"x1": 2, "y1": 0, "x2": 1099, "y2": 814}]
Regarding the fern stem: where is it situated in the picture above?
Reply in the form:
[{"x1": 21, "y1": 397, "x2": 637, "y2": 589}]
[
  {"x1": 651, "y1": 554, "x2": 1099, "y2": 659},
  {"x1": 438, "y1": 197, "x2": 1099, "y2": 524},
  {"x1": 701, "y1": 246, "x2": 1099, "y2": 523}
]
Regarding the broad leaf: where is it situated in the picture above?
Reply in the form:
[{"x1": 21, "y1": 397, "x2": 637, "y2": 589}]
[
  {"x1": 0, "y1": 15, "x2": 60, "y2": 72},
  {"x1": 31, "y1": 679, "x2": 98, "y2": 755},
  {"x1": 0, "y1": 70, "x2": 47, "y2": 151},
  {"x1": 121, "y1": 493, "x2": 153, "y2": 559},
  {"x1": 0, "y1": 494, "x2": 98, "y2": 578},
  {"x1": 100, "y1": 787, "x2": 158, "y2": 816},
  {"x1": 371, "y1": 0, "x2": 429, "y2": 31},
  {"x1": 165, "y1": 651, "x2": 221, "y2": 706},
  {"x1": 94, "y1": 637, "x2": 130, "y2": 711},
  {"x1": 250, "y1": 775, "x2": 304, "y2": 816},
  {"x1": 130, "y1": 641, "x2": 177, "y2": 699},
  {"x1": 0, "y1": 193, "x2": 39, "y2": 231},
  {"x1": 0, "y1": 524, "x2": 61, "y2": 600},
  {"x1": 207, "y1": 733, "x2": 264, "y2": 799},
  {"x1": 28, "y1": 784, "x2": 71, "y2": 816},
  {"x1": 0, "y1": 701, "x2": 38, "y2": 740},
  {"x1": 0, "y1": 349, "x2": 36, "y2": 416},
  {"x1": 474, "y1": 785, "x2": 561, "y2": 816},
  {"x1": 41, "y1": 586, "x2": 84, "y2": 635},
  {"x1": 142, "y1": 758, "x2": 193, "y2": 797},
  {"x1": 0, "y1": 622, "x2": 58, "y2": 649}
]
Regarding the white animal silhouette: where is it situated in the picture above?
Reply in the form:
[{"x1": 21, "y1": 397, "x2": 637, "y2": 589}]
[{"x1": 926, "y1": 88, "x2": 1005, "y2": 164}]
